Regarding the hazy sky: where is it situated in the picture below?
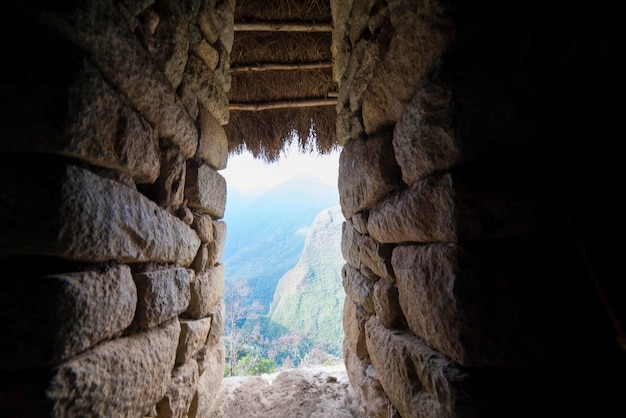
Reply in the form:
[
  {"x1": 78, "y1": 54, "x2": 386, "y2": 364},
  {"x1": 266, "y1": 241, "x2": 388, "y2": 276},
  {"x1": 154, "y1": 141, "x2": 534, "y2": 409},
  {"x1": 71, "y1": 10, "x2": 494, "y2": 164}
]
[{"x1": 221, "y1": 141, "x2": 341, "y2": 198}]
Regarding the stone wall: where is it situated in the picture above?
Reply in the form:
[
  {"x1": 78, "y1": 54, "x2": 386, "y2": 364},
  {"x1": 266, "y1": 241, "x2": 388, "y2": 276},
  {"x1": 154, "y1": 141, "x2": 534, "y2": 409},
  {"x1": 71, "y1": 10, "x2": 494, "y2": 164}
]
[
  {"x1": 333, "y1": 0, "x2": 625, "y2": 417},
  {"x1": 0, "y1": 0, "x2": 233, "y2": 416},
  {"x1": 1, "y1": 0, "x2": 624, "y2": 416}
]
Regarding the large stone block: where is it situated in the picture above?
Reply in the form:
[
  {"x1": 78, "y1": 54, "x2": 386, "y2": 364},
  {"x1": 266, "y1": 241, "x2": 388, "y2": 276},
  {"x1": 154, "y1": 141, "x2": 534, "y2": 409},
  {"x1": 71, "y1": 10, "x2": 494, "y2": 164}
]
[
  {"x1": 0, "y1": 265, "x2": 136, "y2": 369},
  {"x1": 338, "y1": 134, "x2": 402, "y2": 219},
  {"x1": 149, "y1": 0, "x2": 189, "y2": 89},
  {"x1": 191, "y1": 210, "x2": 214, "y2": 243},
  {"x1": 367, "y1": 167, "x2": 548, "y2": 244},
  {"x1": 47, "y1": 319, "x2": 180, "y2": 417},
  {"x1": 341, "y1": 221, "x2": 394, "y2": 280},
  {"x1": 0, "y1": 50, "x2": 160, "y2": 184},
  {"x1": 185, "y1": 263, "x2": 225, "y2": 319},
  {"x1": 367, "y1": 173, "x2": 455, "y2": 244},
  {"x1": 0, "y1": 160, "x2": 201, "y2": 265},
  {"x1": 342, "y1": 264, "x2": 376, "y2": 314},
  {"x1": 365, "y1": 317, "x2": 471, "y2": 418},
  {"x1": 393, "y1": 79, "x2": 456, "y2": 185},
  {"x1": 156, "y1": 359, "x2": 199, "y2": 418},
  {"x1": 152, "y1": 147, "x2": 187, "y2": 208},
  {"x1": 37, "y1": 0, "x2": 198, "y2": 157},
  {"x1": 206, "y1": 299, "x2": 225, "y2": 346},
  {"x1": 176, "y1": 318, "x2": 212, "y2": 365},
  {"x1": 372, "y1": 278, "x2": 402, "y2": 329},
  {"x1": 182, "y1": 55, "x2": 229, "y2": 125},
  {"x1": 185, "y1": 161, "x2": 227, "y2": 219},
  {"x1": 133, "y1": 267, "x2": 191, "y2": 329},
  {"x1": 196, "y1": 105, "x2": 228, "y2": 170},
  {"x1": 343, "y1": 297, "x2": 371, "y2": 358},
  {"x1": 392, "y1": 242, "x2": 592, "y2": 366},
  {"x1": 342, "y1": 340, "x2": 400, "y2": 418},
  {"x1": 207, "y1": 220, "x2": 226, "y2": 266},
  {"x1": 189, "y1": 339, "x2": 226, "y2": 417},
  {"x1": 361, "y1": 0, "x2": 453, "y2": 134}
]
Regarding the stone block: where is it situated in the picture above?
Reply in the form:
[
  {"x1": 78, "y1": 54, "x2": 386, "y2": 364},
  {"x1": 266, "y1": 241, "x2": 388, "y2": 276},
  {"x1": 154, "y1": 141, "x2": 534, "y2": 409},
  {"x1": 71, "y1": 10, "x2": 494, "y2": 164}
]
[
  {"x1": 361, "y1": 0, "x2": 453, "y2": 134},
  {"x1": 38, "y1": 0, "x2": 198, "y2": 157},
  {"x1": 367, "y1": 167, "x2": 554, "y2": 244},
  {"x1": 392, "y1": 79, "x2": 456, "y2": 185},
  {"x1": 189, "y1": 339, "x2": 225, "y2": 417},
  {"x1": 392, "y1": 242, "x2": 590, "y2": 366},
  {"x1": 185, "y1": 264, "x2": 225, "y2": 319},
  {"x1": 191, "y1": 211, "x2": 214, "y2": 243},
  {"x1": 342, "y1": 340, "x2": 400, "y2": 418},
  {"x1": 176, "y1": 78, "x2": 199, "y2": 121},
  {"x1": 206, "y1": 299, "x2": 225, "y2": 346},
  {"x1": 207, "y1": 220, "x2": 226, "y2": 266},
  {"x1": 367, "y1": 173, "x2": 455, "y2": 244},
  {"x1": 47, "y1": 319, "x2": 180, "y2": 417},
  {"x1": 152, "y1": 147, "x2": 186, "y2": 208},
  {"x1": 365, "y1": 317, "x2": 471, "y2": 418},
  {"x1": 0, "y1": 265, "x2": 136, "y2": 369},
  {"x1": 342, "y1": 264, "x2": 376, "y2": 314},
  {"x1": 194, "y1": 39, "x2": 219, "y2": 71},
  {"x1": 182, "y1": 55, "x2": 229, "y2": 125},
  {"x1": 150, "y1": 0, "x2": 189, "y2": 89},
  {"x1": 0, "y1": 159, "x2": 201, "y2": 266},
  {"x1": 196, "y1": 105, "x2": 228, "y2": 170},
  {"x1": 372, "y1": 278, "x2": 402, "y2": 329},
  {"x1": 343, "y1": 297, "x2": 370, "y2": 358},
  {"x1": 156, "y1": 359, "x2": 199, "y2": 418},
  {"x1": 338, "y1": 134, "x2": 402, "y2": 219},
  {"x1": 185, "y1": 161, "x2": 227, "y2": 219},
  {"x1": 341, "y1": 221, "x2": 394, "y2": 280},
  {"x1": 176, "y1": 318, "x2": 212, "y2": 365},
  {"x1": 0, "y1": 46, "x2": 159, "y2": 184},
  {"x1": 133, "y1": 267, "x2": 191, "y2": 329},
  {"x1": 190, "y1": 243, "x2": 209, "y2": 274}
]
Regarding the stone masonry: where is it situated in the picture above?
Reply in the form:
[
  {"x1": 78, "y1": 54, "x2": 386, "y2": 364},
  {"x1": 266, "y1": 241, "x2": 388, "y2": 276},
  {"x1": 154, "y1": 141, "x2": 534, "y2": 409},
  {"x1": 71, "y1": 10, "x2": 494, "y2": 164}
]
[
  {"x1": 333, "y1": 0, "x2": 625, "y2": 417},
  {"x1": 0, "y1": 0, "x2": 233, "y2": 416},
  {"x1": 1, "y1": 0, "x2": 625, "y2": 417}
]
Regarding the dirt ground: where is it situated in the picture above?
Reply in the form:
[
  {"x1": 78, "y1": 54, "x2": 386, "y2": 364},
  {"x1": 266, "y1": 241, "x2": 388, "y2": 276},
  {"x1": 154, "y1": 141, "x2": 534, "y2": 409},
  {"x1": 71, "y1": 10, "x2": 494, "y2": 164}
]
[{"x1": 207, "y1": 363, "x2": 366, "y2": 417}]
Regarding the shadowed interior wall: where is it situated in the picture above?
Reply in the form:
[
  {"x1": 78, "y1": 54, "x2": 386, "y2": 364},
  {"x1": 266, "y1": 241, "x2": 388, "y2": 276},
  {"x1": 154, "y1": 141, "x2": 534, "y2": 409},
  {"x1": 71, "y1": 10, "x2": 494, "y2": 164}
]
[{"x1": 333, "y1": 0, "x2": 626, "y2": 417}]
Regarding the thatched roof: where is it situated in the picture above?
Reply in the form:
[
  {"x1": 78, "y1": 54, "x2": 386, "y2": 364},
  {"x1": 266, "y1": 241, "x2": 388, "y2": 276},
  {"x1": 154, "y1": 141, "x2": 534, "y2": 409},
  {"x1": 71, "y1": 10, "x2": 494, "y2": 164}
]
[{"x1": 226, "y1": 0, "x2": 337, "y2": 162}]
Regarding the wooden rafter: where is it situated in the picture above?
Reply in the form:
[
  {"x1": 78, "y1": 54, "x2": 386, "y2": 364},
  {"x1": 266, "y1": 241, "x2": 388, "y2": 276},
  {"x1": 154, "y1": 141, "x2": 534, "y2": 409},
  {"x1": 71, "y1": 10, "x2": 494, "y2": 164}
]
[
  {"x1": 234, "y1": 22, "x2": 332, "y2": 32},
  {"x1": 230, "y1": 61, "x2": 333, "y2": 73},
  {"x1": 229, "y1": 98, "x2": 337, "y2": 112}
]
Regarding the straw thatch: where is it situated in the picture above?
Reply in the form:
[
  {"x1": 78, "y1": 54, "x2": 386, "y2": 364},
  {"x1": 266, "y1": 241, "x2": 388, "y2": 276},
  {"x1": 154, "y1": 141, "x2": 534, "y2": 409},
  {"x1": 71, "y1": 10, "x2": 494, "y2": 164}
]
[{"x1": 226, "y1": 0, "x2": 338, "y2": 162}]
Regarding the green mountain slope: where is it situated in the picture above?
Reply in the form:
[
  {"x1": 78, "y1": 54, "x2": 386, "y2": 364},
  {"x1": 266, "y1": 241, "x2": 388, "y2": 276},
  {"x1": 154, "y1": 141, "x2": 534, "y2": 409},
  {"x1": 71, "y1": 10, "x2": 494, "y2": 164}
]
[
  {"x1": 223, "y1": 175, "x2": 339, "y2": 311},
  {"x1": 268, "y1": 204, "x2": 346, "y2": 354}
]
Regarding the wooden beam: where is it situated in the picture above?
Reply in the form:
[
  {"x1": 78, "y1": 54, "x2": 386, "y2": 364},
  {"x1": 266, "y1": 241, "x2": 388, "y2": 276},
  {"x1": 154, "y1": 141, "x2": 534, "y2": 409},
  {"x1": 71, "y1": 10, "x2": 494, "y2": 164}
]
[
  {"x1": 230, "y1": 61, "x2": 333, "y2": 73},
  {"x1": 229, "y1": 98, "x2": 337, "y2": 112},
  {"x1": 234, "y1": 22, "x2": 332, "y2": 32}
]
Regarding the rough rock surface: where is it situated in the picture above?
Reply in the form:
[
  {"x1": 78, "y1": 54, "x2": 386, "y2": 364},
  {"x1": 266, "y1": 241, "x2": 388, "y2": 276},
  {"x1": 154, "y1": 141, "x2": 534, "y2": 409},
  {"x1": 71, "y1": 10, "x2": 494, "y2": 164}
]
[{"x1": 207, "y1": 364, "x2": 365, "y2": 418}]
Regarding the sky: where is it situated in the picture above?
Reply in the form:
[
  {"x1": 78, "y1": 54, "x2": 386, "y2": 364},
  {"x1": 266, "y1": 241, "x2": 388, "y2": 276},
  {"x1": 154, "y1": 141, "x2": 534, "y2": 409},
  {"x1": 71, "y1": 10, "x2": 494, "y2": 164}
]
[{"x1": 221, "y1": 141, "x2": 341, "y2": 198}]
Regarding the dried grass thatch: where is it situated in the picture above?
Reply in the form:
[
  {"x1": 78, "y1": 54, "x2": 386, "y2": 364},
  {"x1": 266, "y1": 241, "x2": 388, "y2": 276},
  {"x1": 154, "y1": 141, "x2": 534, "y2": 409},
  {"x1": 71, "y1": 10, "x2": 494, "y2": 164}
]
[{"x1": 225, "y1": 0, "x2": 337, "y2": 162}]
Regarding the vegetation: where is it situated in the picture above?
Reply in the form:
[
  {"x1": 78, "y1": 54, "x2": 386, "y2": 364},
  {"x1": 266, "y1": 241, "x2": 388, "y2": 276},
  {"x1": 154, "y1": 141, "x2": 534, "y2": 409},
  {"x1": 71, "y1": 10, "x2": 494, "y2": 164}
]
[{"x1": 222, "y1": 205, "x2": 346, "y2": 377}]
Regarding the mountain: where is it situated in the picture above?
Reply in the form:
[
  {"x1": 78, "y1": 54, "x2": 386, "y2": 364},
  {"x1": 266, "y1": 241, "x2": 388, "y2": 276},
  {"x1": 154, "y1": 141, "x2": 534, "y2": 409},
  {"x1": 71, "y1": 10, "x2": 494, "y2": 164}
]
[
  {"x1": 222, "y1": 175, "x2": 339, "y2": 311},
  {"x1": 267, "y1": 204, "x2": 346, "y2": 355}
]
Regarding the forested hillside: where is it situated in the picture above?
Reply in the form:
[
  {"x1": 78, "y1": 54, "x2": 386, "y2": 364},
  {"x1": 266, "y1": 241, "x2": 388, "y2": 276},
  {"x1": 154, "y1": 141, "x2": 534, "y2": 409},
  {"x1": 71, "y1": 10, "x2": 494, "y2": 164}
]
[
  {"x1": 222, "y1": 175, "x2": 339, "y2": 311},
  {"x1": 268, "y1": 204, "x2": 345, "y2": 355}
]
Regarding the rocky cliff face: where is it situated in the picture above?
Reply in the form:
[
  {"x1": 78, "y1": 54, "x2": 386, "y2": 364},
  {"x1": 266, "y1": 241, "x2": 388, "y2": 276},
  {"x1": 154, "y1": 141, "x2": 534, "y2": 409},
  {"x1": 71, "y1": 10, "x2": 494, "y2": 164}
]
[{"x1": 269, "y1": 204, "x2": 345, "y2": 354}]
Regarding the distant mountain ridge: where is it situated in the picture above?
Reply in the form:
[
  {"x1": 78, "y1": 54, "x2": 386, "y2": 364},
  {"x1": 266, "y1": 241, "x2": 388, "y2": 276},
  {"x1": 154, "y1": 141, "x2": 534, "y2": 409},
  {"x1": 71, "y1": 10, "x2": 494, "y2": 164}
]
[
  {"x1": 268, "y1": 204, "x2": 345, "y2": 355},
  {"x1": 223, "y1": 175, "x2": 339, "y2": 311}
]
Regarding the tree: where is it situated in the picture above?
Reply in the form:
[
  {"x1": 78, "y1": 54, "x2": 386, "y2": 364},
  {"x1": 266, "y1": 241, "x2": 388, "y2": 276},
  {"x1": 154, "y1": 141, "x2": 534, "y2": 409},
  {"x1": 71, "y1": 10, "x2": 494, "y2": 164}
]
[{"x1": 223, "y1": 278, "x2": 264, "y2": 377}]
